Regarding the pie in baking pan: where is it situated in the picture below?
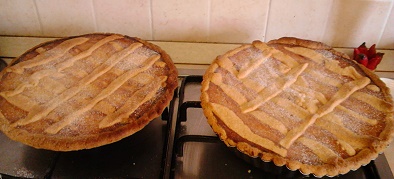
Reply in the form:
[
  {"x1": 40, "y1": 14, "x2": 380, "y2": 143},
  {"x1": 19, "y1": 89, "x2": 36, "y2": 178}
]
[
  {"x1": 0, "y1": 33, "x2": 178, "y2": 151},
  {"x1": 201, "y1": 37, "x2": 394, "y2": 177}
]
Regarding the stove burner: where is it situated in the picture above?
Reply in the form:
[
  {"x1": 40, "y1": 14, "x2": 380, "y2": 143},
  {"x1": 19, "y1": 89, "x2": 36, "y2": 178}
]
[{"x1": 0, "y1": 59, "x2": 7, "y2": 71}]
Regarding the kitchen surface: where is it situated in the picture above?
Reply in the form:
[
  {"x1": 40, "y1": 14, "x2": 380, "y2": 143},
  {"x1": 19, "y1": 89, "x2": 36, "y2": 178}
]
[{"x1": 0, "y1": 0, "x2": 393, "y2": 178}]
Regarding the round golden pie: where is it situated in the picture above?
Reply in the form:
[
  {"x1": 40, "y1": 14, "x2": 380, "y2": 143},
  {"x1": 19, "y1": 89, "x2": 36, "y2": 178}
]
[
  {"x1": 0, "y1": 33, "x2": 178, "y2": 151},
  {"x1": 201, "y1": 37, "x2": 394, "y2": 177}
]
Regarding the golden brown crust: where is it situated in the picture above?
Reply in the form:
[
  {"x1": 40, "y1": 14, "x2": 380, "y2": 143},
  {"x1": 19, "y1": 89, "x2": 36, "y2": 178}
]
[
  {"x1": 0, "y1": 33, "x2": 178, "y2": 151},
  {"x1": 267, "y1": 37, "x2": 331, "y2": 50},
  {"x1": 267, "y1": 37, "x2": 350, "y2": 60},
  {"x1": 201, "y1": 37, "x2": 393, "y2": 177}
]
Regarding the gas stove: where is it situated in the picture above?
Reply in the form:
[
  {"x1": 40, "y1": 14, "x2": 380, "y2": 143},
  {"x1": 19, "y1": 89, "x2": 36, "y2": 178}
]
[{"x1": 0, "y1": 64, "x2": 393, "y2": 179}]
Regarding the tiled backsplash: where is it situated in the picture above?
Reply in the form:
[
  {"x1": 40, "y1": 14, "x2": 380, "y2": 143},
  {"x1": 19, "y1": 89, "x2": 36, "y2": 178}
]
[{"x1": 1, "y1": 0, "x2": 393, "y2": 49}]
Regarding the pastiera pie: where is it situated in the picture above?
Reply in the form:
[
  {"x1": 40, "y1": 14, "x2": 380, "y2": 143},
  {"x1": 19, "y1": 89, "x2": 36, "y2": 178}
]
[
  {"x1": 201, "y1": 37, "x2": 393, "y2": 177},
  {"x1": 0, "y1": 33, "x2": 178, "y2": 151}
]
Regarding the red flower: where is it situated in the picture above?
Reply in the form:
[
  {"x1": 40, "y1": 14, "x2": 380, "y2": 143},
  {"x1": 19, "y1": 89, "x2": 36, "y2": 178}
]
[{"x1": 353, "y1": 42, "x2": 384, "y2": 70}]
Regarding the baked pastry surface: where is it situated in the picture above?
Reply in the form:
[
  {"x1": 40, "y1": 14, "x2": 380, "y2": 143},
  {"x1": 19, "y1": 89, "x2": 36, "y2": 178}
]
[
  {"x1": 0, "y1": 33, "x2": 178, "y2": 151},
  {"x1": 201, "y1": 37, "x2": 394, "y2": 177}
]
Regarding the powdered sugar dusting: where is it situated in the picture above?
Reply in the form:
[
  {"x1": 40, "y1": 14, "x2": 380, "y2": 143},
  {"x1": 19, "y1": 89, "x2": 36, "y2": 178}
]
[
  {"x1": 0, "y1": 34, "x2": 171, "y2": 134},
  {"x1": 205, "y1": 40, "x2": 393, "y2": 169},
  {"x1": 14, "y1": 167, "x2": 35, "y2": 178}
]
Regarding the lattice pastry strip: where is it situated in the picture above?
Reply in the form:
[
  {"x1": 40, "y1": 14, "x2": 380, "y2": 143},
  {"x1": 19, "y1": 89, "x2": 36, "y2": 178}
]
[
  {"x1": 55, "y1": 35, "x2": 124, "y2": 71},
  {"x1": 240, "y1": 63, "x2": 308, "y2": 113},
  {"x1": 45, "y1": 54, "x2": 161, "y2": 134},
  {"x1": 1, "y1": 94, "x2": 38, "y2": 112},
  {"x1": 209, "y1": 102, "x2": 288, "y2": 157},
  {"x1": 6, "y1": 37, "x2": 89, "y2": 74},
  {"x1": 210, "y1": 59, "x2": 374, "y2": 158},
  {"x1": 279, "y1": 77, "x2": 371, "y2": 148},
  {"x1": 1, "y1": 36, "x2": 139, "y2": 99},
  {"x1": 11, "y1": 42, "x2": 144, "y2": 127},
  {"x1": 212, "y1": 41, "x2": 376, "y2": 148},
  {"x1": 99, "y1": 76, "x2": 167, "y2": 128}
]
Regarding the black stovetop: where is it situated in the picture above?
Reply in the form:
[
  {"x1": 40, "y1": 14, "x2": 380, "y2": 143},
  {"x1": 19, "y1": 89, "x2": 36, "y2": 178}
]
[{"x1": 0, "y1": 63, "x2": 393, "y2": 179}]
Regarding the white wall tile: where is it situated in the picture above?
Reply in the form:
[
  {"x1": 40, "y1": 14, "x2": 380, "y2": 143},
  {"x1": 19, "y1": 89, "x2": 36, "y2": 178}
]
[
  {"x1": 379, "y1": 3, "x2": 394, "y2": 49},
  {"x1": 323, "y1": 0, "x2": 393, "y2": 48},
  {"x1": 265, "y1": 0, "x2": 332, "y2": 43},
  {"x1": 209, "y1": 0, "x2": 269, "y2": 43},
  {"x1": 0, "y1": 0, "x2": 42, "y2": 36},
  {"x1": 35, "y1": 0, "x2": 96, "y2": 37},
  {"x1": 0, "y1": 0, "x2": 393, "y2": 50},
  {"x1": 151, "y1": 0, "x2": 210, "y2": 42},
  {"x1": 93, "y1": 0, "x2": 152, "y2": 39}
]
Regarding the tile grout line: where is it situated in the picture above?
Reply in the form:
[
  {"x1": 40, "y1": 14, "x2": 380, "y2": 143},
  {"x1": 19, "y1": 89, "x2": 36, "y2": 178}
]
[
  {"x1": 377, "y1": 1, "x2": 394, "y2": 47},
  {"x1": 263, "y1": 0, "x2": 272, "y2": 42},
  {"x1": 90, "y1": 0, "x2": 98, "y2": 32},
  {"x1": 150, "y1": 0, "x2": 154, "y2": 40},
  {"x1": 207, "y1": 0, "x2": 211, "y2": 42},
  {"x1": 33, "y1": 0, "x2": 44, "y2": 36},
  {"x1": 321, "y1": 0, "x2": 335, "y2": 42}
]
